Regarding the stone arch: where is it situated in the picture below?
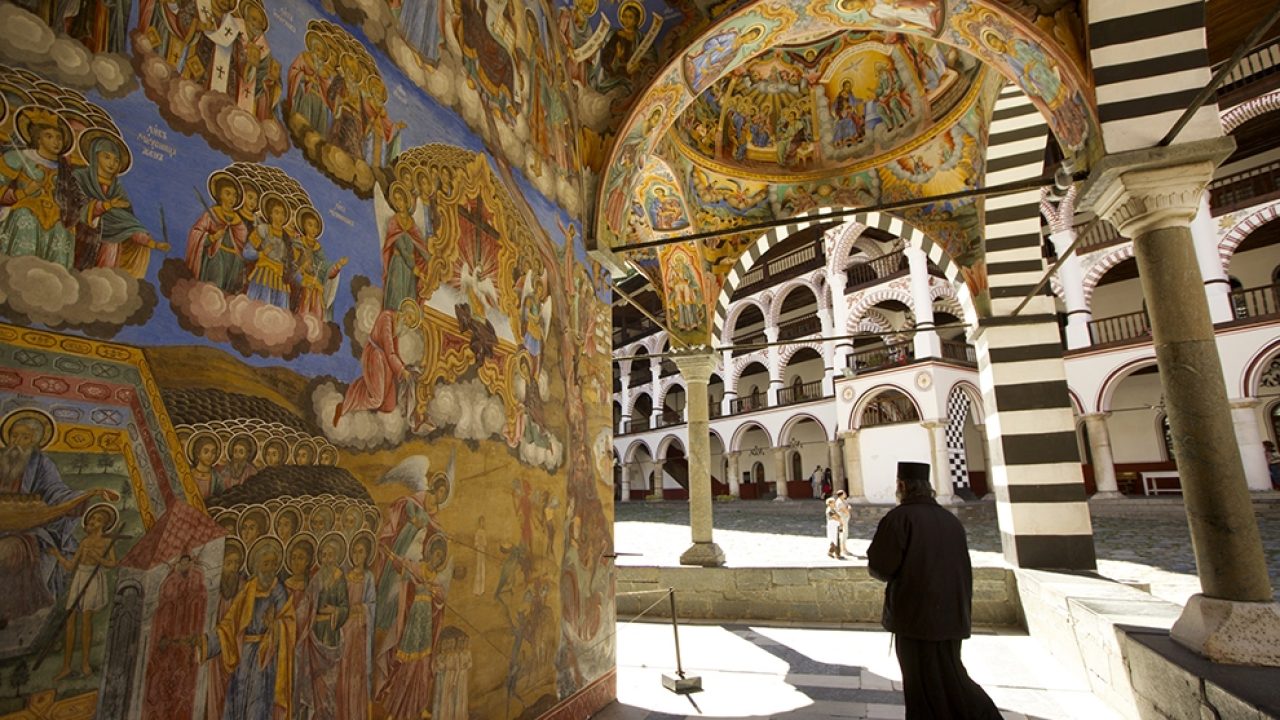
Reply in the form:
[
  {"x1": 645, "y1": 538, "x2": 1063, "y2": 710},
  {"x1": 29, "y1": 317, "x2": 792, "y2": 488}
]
[
  {"x1": 1219, "y1": 201, "x2": 1280, "y2": 272},
  {"x1": 1082, "y1": 242, "x2": 1135, "y2": 308},
  {"x1": 656, "y1": 435, "x2": 685, "y2": 459},
  {"x1": 846, "y1": 287, "x2": 916, "y2": 333},
  {"x1": 1221, "y1": 89, "x2": 1280, "y2": 134},
  {"x1": 826, "y1": 221, "x2": 868, "y2": 274},
  {"x1": 1096, "y1": 356, "x2": 1159, "y2": 413},
  {"x1": 714, "y1": 210, "x2": 969, "y2": 342},
  {"x1": 623, "y1": 439, "x2": 653, "y2": 464},
  {"x1": 731, "y1": 421, "x2": 773, "y2": 453},
  {"x1": 769, "y1": 278, "x2": 823, "y2": 327},
  {"x1": 850, "y1": 384, "x2": 922, "y2": 430},
  {"x1": 779, "y1": 342, "x2": 825, "y2": 370},
  {"x1": 627, "y1": 390, "x2": 653, "y2": 418},
  {"x1": 722, "y1": 297, "x2": 769, "y2": 346},
  {"x1": 1242, "y1": 337, "x2": 1280, "y2": 397},
  {"x1": 657, "y1": 379, "x2": 685, "y2": 411},
  {"x1": 729, "y1": 353, "x2": 769, "y2": 391},
  {"x1": 780, "y1": 412, "x2": 832, "y2": 444},
  {"x1": 948, "y1": 380, "x2": 984, "y2": 420}
]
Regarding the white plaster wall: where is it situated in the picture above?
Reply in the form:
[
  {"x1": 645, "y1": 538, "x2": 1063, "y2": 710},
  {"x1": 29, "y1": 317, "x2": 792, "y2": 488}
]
[
  {"x1": 856, "y1": 423, "x2": 932, "y2": 502},
  {"x1": 784, "y1": 356, "x2": 826, "y2": 385},
  {"x1": 963, "y1": 419, "x2": 987, "y2": 471},
  {"x1": 1106, "y1": 373, "x2": 1166, "y2": 463},
  {"x1": 1225, "y1": 243, "x2": 1280, "y2": 288},
  {"x1": 1090, "y1": 276, "x2": 1143, "y2": 316}
]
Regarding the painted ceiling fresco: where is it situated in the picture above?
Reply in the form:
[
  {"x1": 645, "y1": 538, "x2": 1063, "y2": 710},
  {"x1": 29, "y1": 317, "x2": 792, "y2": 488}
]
[{"x1": 670, "y1": 31, "x2": 985, "y2": 181}]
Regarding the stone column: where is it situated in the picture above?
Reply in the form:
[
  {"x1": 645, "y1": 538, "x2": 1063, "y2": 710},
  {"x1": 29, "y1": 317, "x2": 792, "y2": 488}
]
[
  {"x1": 1191, "y1": 193, "x2": 1234, "y2": 324},
  {"x1": 672, "y1": 352, "x2": 725, "y2": 566},
  {"x1": 1230, "y1": 398, "x2": 1272, "y2": 492},
  {"x1": 1081, "y1": 413, "x2": 1122, "y2": 499},
  {"x1": 765, "y1": 324, "x2": 781, "y2": 406},
  {"x1": 906, "y1": 245, "x2": 941, "y2": 359},
  {"x1": 726, "y1": 451, "x2": 741, "y2": 498},
  {"x1": 649, "y1": 362, "x2": 662, "y2": 425},
  {"x1": 1086, "y1": 140, "x2": 1280, "y2": 664},
  {"x1": 771, "y1": 446, "x2": 789, "y2": 501},
  {"x1": 820, "y1": 307, "x2": 837, "y2": 395},
  {"x1": 840, "y1": 430, "x2": 866, "y2": 502},
  {"x1": 1041, "y1": 188, "x2": 1092, "y2": 349},
  {"x1": 650, "y1": 460, "x2": 664, "y2": 501},
  {"x1": 828, "y1": 439, "x2": 846, "y2": 494},
  {"x1": 923, "y1": 420, "x2": 957, "y2": 505},
  {"x1": 829, "y1": 269, "x2": 853, "y2": 370}
]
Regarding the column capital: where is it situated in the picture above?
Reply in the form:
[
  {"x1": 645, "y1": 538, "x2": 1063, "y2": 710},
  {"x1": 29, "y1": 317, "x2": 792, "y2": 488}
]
[
  {"x1": 920, "y1": 419, "x2": 948, "y2": 430},
  {"x1": 1229, "y1": 397, "x2": 1261, "y2": 410},
  {"x1": 1078, "y1": 137, "x2": 1234, "y2": 237},
  {"x1": 670, "y1": 351, "x2": 718, "y2": 383},
  {"x1": 838, "y1": 429, "x2": 859, "y2": 440}
]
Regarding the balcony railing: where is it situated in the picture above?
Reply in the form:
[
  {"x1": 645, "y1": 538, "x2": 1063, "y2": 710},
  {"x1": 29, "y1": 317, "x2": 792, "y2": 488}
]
[
  {"x1": 624, "y1": 417, "x2": 651, "y2": 434},
  {"x1": 730, "y1": 331, "x2": 767, "y2": 356},
  {"x1": 735, "y1": 241, "x2": 825, "y2": 298},
  {"x1": 777, "y1": 379, "x2": 824, "y2": 407},
  {"x1": 1209, "y1": 160, "x2": 1280, "y2": 215},
  {"x1": 1230, "y1": 283, "x2": 1280, "y2": 321},
  {"x1": 615, "y1": 315, "x2": 660, "y2": 346},
  {"x1": 847, "y1": 344, "x2": 914, "y2": 373},
  {"x1": 846, "y1": 251, "x2": 909, "y2": 291},
  {"x1": 1088, "y1": 309, "x2": 1150, "y2": 346},
  {"x1": 777, "y1": 315, "x2": 823, "y2": 341},
  {"x1": 728, "y1": 395, "x2": 767, "y2": 415},
  {"x1": 940, "y1": 340, "x2": 977, "y2": 365},
  {"x1": 709, "y1": 401, "x2": 723, "y2": 419},
  {"x1": 1217, "y1": 38, "x2": 1280, "y2": 101},
  {"x1": 655, "y1": 410, "x2": 683, "y2": 428}
]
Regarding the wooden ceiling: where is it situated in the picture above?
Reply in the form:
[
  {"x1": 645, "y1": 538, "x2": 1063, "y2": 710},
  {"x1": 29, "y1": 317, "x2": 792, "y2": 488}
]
[{"x1": 1206, "y1": 0, "x2": 1280, "y2": 65}]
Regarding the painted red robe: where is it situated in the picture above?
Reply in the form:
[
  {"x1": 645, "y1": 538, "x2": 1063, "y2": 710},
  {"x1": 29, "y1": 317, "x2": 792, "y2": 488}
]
[{"x1": 143, "y1": 564, "x2": 207, "y2": 720}]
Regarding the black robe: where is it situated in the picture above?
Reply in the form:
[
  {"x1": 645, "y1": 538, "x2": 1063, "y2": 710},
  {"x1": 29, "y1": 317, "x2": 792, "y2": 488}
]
[{"x1": 867, "y1": 496, "x2": 1001, "y2": 720}]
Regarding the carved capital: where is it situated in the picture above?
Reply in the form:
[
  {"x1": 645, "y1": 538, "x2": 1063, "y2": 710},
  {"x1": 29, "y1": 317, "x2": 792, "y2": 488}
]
[
  {"x1": 670, "y1": 351, "x2": 718, "y2": 384},
  {"x1": 1093, "y1": 160, "x2": 1215, "y2": 238}
]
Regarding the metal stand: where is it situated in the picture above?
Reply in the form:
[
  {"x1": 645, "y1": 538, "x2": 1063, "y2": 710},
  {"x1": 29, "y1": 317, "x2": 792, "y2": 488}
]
[{"x1": 660, "y1": 588, "x2": 702, "y2": 694}]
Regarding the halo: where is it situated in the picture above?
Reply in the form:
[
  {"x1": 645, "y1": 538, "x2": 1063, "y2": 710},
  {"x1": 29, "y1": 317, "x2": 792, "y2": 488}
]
[
  {"x1": 291, "y1": 437, "x2": 318, "y2": 465},
  {"x1": 308, "y1": 504, "x2": 336, "y2": 532},
  {"x1": 412, "y1": 165, "x2": 435, "y2": 193},
  {"x1": 979, "y1": 28, "x2": 1006, "y2": 53},
  {"x1": 226, "y1": 432, "x2": 259, "y2": 464},
  {"x1": 1, "y1": 408, "x2": 56, "y2": 449},
  {"x1": 185, "y1": 430, "x2": 223, "y2": 466},
  {"x1": 285, "y1": 532, "x2": 317, "y2": 570},
  {"x1": 259, "y1": 191, "x2": 287, "y2": 219},
  {"x1": 76, "y1": 128, "x2": 132, "y2": 174},
  {"x1": 349, "y1": 530, "x2": 376, "y2": 568},
  {"x1": 82, "y1": 502, "x2": 119, "y2": 533},
  {"x1": 237, "y1": 504, "x2": 270, "y2": 538},
  {"x1": 260, "y1": 437, "x2": 289, "y2": 466},
  {"x1": 387, "y1": 180, "x2": 412, "y2": 210},
  {"x1": 425, "y1": 534, "x2": 448, "y2": 571},
  {"x1": 363, "y1": 506, "x2": 381, "y2": 533},
  {"x1": 214, "y1": 509, "x2": 241, "y2": 530},
  {"x1": 619, "y1": 0, "x2": 644, "y2": 21},
  {"x1": 14, "y1": 106, "x2": 72, "y2": 155},
  {"x1": 222, "y1": 536, "x2": 246, "y2": 571},
  {"x1": 247, "y1": 536, "x2": 285, "y2": 574},
  {"x1": 273, "y1": 504, "x2": 302, "y2": 535},
  {"x1": 318, "y1": 445, "x2": 339, "y2": 466},
  {"x1": 207, "y1": 170, "x2": 243, "y2": 206},
  {"x1": 294, "y1": 206, "x2": 323, "y2": 238},
  {"x1": 398, "y1": 296, "x2": 423, "y2": 329},
  {"x1": 317, "y1": 531, "x2": 348, "y2": 567}
]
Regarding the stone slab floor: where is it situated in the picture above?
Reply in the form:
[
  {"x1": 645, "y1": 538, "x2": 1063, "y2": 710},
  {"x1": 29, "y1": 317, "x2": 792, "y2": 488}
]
[
  {"x1": 595, "y1": 621, "x2": 1119, "y2": 720},
  {"x1": 613, "y1": 498, "x2": 1280, "y2": 604}
]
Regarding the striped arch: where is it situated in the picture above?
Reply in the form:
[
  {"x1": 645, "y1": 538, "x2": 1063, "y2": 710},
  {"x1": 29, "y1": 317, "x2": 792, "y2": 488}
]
[
  {"x1": 1081, "y1": 243, "x2": 1135, "y2": 308},
  {"x1": 729, "y1": 352, "x2": 769, "y2": 392},
  {"x1": 851, "y1": 315, "x2": 892, "y2": 336},
  {"x1": 932, "y1": 295, "x2": 964, "y2": 321},
  {"x1": 657, "y1": 378, "x2": 684, "y2": 410},
  {"x1": 713, "y1": 210, "x2": 965, "y2": 342},
  {"x1": 768, "y1": 278, "x2": 823, "y2": 327},
  {"x1": 721, "y1": 297, "x2": 769, "y2": 345},
  {"x1": 1096, "y1": 355, "x2": 1159, "y2": 414},
  {"x1": 1221, "y1": 90, "x2": 1280, "y2": 134},
  {"x1": 655, "y1": 434, "x2": 685, "y2": 459},
  {"x1": 1219, "y1": 201, "x2": 1280, "y2": 271},
  {"x1": 730, "y1": 421, "x2": 773, "y2": 453},
  {"x1": 779, "y1": 341, "x2": 824, "y2": 370},
  {"x1": 846, "y1": 287, "x2": 916, "y2": 333},
  {"x1": 626, "y1": 390, "x2": 653, "y2": 418},
  {"x1": 645, "y1": 332, "x2": 670, "y2": 355},
  {"x1": 779, "y1": 412, "x2": 832, "y2": 445},
  {"x1": 948, "y1": 380, "x2": 985, "y2": 420},
  {"x1": 826, "y1": 221, "x2": 868, "y2": 274},
  {"x1": 1241, "y1": 337, "x2": 1280, "y2": 397},
  {"x1": 1087, "y1": 0, "x2": 1222, "y2": 154},
  {"x1": 623, "y1": 439, "x2": 653, "y2": 463}
]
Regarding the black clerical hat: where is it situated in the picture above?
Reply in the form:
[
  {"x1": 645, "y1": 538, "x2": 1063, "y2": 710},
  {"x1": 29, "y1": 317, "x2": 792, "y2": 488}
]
[{"x1": 897, "y1": 461, "x2": 930, "y2": 482}]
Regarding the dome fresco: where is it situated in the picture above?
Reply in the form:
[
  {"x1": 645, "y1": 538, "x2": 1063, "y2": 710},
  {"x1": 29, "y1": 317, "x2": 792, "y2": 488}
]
[{"x1": 670, "y1": 31, "x2": 985, "y2": 181}]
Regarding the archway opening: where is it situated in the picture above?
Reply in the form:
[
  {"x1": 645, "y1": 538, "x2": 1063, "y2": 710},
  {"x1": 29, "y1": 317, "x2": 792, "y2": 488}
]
[
  {"x1": 735, "y1": 423, "x2": 772, "y2": 500},
  {"x1": 781, "y1": 347, "x2": 824, "y2": 406}
]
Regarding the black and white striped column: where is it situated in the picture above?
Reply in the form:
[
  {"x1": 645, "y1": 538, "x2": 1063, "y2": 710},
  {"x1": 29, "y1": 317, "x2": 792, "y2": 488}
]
[{"x1": 978, "y1": 86, "x2": 1096, "y2": 570}]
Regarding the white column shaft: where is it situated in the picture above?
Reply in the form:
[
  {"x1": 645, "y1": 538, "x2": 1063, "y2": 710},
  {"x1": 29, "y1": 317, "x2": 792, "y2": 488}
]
[
  {"x1": 1049, "y1": 228, "x2": 1092, "y2": 349},
  {"x1": 906, "y1": 246, "x2": 941, "y2": 358}
]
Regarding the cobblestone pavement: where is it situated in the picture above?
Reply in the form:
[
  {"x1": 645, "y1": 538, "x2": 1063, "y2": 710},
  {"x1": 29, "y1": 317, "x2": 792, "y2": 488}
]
[
  {"x1": 614, "y1": 498, "x2": 1280, "y2": 605},
  {"x1": 596, "y1": 621, "x2": 1119, "y2": 720}
]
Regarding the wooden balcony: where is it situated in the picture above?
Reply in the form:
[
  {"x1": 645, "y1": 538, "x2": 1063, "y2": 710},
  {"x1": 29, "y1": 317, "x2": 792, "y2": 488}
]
[
  {"x1": 1229, "y1": 283, "x2": 1280, "y2": 321},
  {"x1": 734, "y1": 241, "x2": 825, "y2": 298},
  {"x1": 728, "y1": 395, "x2": 767, "y2": 415},
  {"x1": 847, "y1": 344, "x2": 914, "y2": 373},
  {"x1": 624, "y1": 417, "x2": 651, "y2": 434},
  {"x1": 1088, "y1": 310, "x2": 1151, "y2": 347},
  {"x1": 777, "y1": 379, "x2": 824, "y2": 407},
  {"x1": 777, "y1": 314, "x2": 823, "y2": 341},
  {"x1": 1210, "y1": 160, "x2": 1280, "y2": 216},
  {"x1": 940, "y1": 340, "x2": 977, "y2": 365}
]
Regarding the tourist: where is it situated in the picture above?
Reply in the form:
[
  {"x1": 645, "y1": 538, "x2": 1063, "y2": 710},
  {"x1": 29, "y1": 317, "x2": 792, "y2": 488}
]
[
  {"x1": 1265, "y1": 440, "x2": 1280, "y2": 490},
  {"x1": 809, "y1": 465, "x2": 823, "y2": 498},
  {"x1": 834, "y1": 490, "x2": 852, "y2": 555},
  {"x1": 824, "y1": 497, "x2": 843, "y2": 559},
  {"x1": 867, "y1": 461, "x2": 1001, "y2": 719},
  {"x1": 821, "y1": 467, "x2": 833, "y2": 499}
]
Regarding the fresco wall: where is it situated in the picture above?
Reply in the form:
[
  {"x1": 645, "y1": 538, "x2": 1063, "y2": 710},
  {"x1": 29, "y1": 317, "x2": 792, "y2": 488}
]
[{"x1": 0, "y1": 1, "x2": 616, "y2": 718}]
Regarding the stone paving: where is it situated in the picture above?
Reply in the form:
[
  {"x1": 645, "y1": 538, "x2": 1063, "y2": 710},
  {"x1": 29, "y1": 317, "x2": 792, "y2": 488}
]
[
  {"x1": 613, "y1": 497, "x2": 1280, "y2": 605},
  {"x1": 596, "y1": 621, "x2": 1120, "y2": 720}
]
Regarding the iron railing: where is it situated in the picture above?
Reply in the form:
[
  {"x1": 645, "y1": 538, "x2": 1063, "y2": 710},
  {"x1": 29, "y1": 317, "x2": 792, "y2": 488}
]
[
  {"x1": 847, "y1": 344, "x2": 914, "y2": 372},
  {"x1": 846, "y1": 252, "x2": 909, "y2": 291},
  {"x1": 777, "y1": 379, "x2": 823, "y2": 407},
  {"x1": 1088, "y1": 309, "x2": 1150, "y2": 346}
]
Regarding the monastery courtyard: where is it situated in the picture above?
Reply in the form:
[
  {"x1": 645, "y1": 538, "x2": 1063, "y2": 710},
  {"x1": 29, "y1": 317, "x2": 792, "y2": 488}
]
[{"x1": 600, "y1": 499, "x2": 1280, "y2": 719}]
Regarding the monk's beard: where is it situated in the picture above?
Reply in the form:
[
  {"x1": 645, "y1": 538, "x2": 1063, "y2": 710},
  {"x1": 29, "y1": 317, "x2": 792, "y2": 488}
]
[
  {"x1": 0, "y1": 446, "x2": 33, "y2": 488},
  {"x1": 220, "y1": 570, "x2": 240, "y2": 600},
  {"x1": 226, "y1": 460, "x2": 246, "y2": 477}
]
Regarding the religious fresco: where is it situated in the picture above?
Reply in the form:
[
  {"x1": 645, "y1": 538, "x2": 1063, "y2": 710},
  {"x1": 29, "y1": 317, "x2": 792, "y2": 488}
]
[
  {"x1": 0, "y1": 2, "x2": 136, "y2": 96},
  {"x1": 0, "y1": 1, "x2": 616, "y2": 719},
  {"x1": 658, "y1": 242, "x2": 711, "y2": 344},
  {"x1": 672, "y1": 31, "x2": 983, "y2": 180},
  {"x1": 634, "y1": 159, "x2": 691, "y2": 233}
]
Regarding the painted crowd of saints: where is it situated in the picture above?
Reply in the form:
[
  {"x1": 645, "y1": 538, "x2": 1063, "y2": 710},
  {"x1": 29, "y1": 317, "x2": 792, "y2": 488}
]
[{"x1": 0, "y1": 0, "x2": 616, "y2": 715}]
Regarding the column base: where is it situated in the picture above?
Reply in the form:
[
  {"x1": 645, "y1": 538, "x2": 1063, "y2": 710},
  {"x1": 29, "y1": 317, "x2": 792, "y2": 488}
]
[
  {"x1": 679, "y1": 541, "x2": 726, "y2": 567},
  {"x1": 1090, "y1": 491, "x2": 1125, "y2": 500},
  {"x1": 1170, "y1": 594, "x2": 1280, "y2": 666},
  {"x1": 936, "y1": 494, "x2": 961, "y2": 506},
  {"x1": 847, "y1": 496, "x2": 869, "y2": 504},
  {"x1": 773, "y1": 495, "x2": 791, "y2": 502}
]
